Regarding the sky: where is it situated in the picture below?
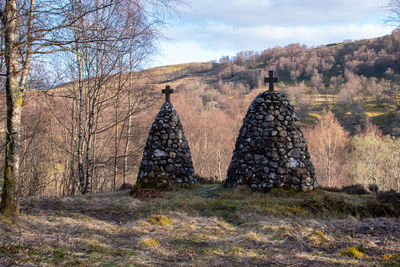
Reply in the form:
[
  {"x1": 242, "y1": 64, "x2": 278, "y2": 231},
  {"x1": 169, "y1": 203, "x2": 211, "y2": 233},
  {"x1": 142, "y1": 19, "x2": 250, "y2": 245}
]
[{"x1": 150, "y1": 0, "x2": 397, "y2": 68}]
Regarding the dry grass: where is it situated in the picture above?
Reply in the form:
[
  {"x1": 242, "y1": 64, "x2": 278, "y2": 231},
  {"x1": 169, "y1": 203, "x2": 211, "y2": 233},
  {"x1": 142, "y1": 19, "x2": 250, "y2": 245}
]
[{"x1": 0, "y1": 186, "x2": 399, "y2": 266}]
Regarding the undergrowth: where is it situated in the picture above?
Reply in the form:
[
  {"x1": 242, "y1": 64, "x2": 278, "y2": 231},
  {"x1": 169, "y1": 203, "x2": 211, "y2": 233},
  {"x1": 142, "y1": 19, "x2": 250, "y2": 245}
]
[{"x1": 140, "y1": 185, "x2": 399, "y2": 224}]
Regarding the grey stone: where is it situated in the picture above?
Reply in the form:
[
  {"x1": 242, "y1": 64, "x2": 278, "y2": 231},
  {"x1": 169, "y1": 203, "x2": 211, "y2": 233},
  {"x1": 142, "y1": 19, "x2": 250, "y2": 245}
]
[
  {"x1": 154, "y1": 149, "x2": 168, "y2": 157},
  {"x1": 265, "y1": 115, "x2": 274, "y2": 121},
  {"x1": 165, "y1": 164, "x2": 174, "y2": 172},
  {"x1": 136, "y1": 102, "x2": 196, "y2": 189},
  {"x1": 225, "y1": 90, "x2": 317, "y2": 192}
]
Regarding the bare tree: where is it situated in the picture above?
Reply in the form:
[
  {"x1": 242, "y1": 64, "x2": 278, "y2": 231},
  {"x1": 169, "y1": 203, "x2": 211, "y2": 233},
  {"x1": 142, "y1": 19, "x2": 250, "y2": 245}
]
[
  {"x1": 0, "y1": 0, "x2": 182, "y2": 214},
  {"x1": 304, "y1": 110, "x2": 350, "y2": 187}
]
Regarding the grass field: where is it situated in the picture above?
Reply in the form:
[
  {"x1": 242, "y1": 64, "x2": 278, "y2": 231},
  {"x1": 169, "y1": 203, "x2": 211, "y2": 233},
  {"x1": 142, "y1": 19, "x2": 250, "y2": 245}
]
[{"x1": 0, "y1": 185, "x2": 399, "y2": 266}]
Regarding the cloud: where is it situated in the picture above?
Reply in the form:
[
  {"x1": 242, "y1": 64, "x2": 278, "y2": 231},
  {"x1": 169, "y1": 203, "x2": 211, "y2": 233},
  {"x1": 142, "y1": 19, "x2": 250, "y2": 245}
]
[
  {"x1": 149, "y1": 0, "x2": 396, "y2": 67},
  {"x1": 163, "y1": 23, "x2": 395, "y2": 51}
]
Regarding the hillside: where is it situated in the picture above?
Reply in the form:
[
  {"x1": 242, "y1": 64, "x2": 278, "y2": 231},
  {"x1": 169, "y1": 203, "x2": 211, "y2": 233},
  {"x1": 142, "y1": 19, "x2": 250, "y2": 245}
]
[
  {"x1": 1, "y1": 186, "x2": 399, "y2": 266},
  {"x1": 149, "y1": 31, "x2": 400, "y2": 135}
]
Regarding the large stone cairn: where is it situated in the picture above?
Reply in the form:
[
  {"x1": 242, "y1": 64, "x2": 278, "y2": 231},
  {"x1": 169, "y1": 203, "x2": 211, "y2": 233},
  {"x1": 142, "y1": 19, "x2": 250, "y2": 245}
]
[
  {"x1": 136, "y1": 86, "x2": 196, "y2": 189},
  {"x1": 225, "y1": 74, "x2": 317, "y2": 192}
]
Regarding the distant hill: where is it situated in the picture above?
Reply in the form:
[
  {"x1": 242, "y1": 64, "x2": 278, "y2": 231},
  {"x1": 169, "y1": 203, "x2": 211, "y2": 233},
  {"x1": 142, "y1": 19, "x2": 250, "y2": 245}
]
[{"x1": 148, "y1": 31, "x2": 400, "y2": 135}]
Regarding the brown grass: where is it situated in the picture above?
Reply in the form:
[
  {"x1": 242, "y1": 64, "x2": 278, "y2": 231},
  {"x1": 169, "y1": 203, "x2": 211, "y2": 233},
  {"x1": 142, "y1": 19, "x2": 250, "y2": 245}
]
[{"x1": 0, "y1": 186, "x2": 399, "y2": 266}]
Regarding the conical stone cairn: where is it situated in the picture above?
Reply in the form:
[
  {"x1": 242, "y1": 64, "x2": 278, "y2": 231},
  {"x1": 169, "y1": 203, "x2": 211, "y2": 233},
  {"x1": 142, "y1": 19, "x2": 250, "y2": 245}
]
[
  {"x1": 135, "y1": 86, "x2": 196, "y2": 189},
  {"x1": 225, "y1": 73, "x2": 317, "y2": 192}
]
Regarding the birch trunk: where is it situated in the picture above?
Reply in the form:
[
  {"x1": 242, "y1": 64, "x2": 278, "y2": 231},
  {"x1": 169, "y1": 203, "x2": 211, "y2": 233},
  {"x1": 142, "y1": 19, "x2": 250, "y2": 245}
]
[{"x1": 1, "y1": 0, "x2": 21, "y2": 215}]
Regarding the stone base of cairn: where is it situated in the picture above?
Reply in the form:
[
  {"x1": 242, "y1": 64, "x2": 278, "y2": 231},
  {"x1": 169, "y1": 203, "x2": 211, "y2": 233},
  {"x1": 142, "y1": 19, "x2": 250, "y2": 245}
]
[
  {"x1": 225, "y1": 91, "x2": 317, "y2": 192},
  {"x1": 135, "y1": 102, "x2": 196, "y2": 190}
]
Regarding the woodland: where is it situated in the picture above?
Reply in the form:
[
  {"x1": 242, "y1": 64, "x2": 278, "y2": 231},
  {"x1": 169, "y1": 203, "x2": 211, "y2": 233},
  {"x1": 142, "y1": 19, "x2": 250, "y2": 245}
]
[{"x1": 2, "y1": 30, "x2": 400, "y2": 201}]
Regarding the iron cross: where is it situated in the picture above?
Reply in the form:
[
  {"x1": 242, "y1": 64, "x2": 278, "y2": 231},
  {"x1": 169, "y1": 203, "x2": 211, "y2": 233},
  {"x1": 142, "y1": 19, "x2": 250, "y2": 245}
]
[
  {"x1": 264, "y1": 70, "x2": 278, "y2": 92},
  {"x1": 162, "y1": 85, "x2": 174, "y2": 103}
]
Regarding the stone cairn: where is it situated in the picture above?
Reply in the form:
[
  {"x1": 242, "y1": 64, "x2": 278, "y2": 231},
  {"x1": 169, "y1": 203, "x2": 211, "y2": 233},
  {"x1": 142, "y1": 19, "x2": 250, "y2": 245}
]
[
  {"x1": 135, "y1": 86, "x2": 196, "y2": 189},
  {"x1": 225, "y1": 71, "x2": 317, "y2": 192}
]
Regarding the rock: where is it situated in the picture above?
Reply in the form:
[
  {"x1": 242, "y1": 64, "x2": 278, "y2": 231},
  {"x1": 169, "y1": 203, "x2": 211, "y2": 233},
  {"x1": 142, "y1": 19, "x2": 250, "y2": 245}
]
[
  {"x1": 286, "y1": 158, "x2": 299, "y2": 168},
  {"x1": 154, "y1": 149, "x2": 168, "y2": 157},
  {"x1": 225, "y1": 90, "x2": 317, "y2": 192},
  {"x1": 165, "y1": 164, "x2": 174, "y2": 173},
  {"x1": 265, "y1": 115, "x2": 274, "y2": 121},
  {"x1": 135, "y1": 102, "x2": 196, "y2": 190}
]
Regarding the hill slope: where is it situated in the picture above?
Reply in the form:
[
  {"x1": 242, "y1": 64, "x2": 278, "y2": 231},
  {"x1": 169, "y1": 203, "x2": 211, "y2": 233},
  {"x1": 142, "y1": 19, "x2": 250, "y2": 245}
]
[{"x1": 149, "y1": 31, "x2": 400, "y2": 135}]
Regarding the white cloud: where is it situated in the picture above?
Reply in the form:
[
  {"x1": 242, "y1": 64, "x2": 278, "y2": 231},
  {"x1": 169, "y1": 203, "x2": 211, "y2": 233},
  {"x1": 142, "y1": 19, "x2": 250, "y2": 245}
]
[
  {"x1": 149, "y1": 0, "x2": 396, "y2": 67},
  {"x1": 162, "y1": 23, "x2": 395, "y2": 51}
]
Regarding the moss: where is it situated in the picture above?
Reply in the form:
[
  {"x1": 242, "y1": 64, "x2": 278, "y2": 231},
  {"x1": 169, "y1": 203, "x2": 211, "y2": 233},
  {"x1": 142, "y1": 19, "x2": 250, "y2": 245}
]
[
  {"x1": 277, "y1": 225, "x2": 294, "y2": 236},
  {"x1": 139, "y1": 185, "x2": 399, "y2": 227},
  {"x1": 202, "y1": 247, "x2": 224, "y2": 256},
  {"x1": 0, "y1": 215, "x2": 14, "y2": 225},
  {"x1": 338, "y1": 246, "x2": 366, "y2": 259},
  {"x1": 140, "y1": 237, "x2": 160, "y2": 248},
  {"x1": 381, "y1": 254, "x2": 400, "y2": 266},
  {"x1": 0, "y1": 243, "x2": 38, "y2": 256},
  {"x1": 247, "y1": 231, "x2": 262, "y2": 242},
  {"x1": 17, "y1": 95, "x2": 23, "y2": 107},
  {"x1": 228, "y1": 246, "x2": 244, "y2": 256},
  {"x1": 135, "y1": 176, "x2": 169, "y2": 190},
  {"x1": 271, "y1": 234, "x2": 285, "y2": 240},
  {"x1": 147, "y1": 215, "x2": 171, "y2": 227},
  {"x1": 1, "y1": 166, "x2": 18, "y2": 216},
  {"x1": 307, "y1": 230, "x2": 328, "y2": 246},
  {"x1": 52, "y1": 247, "x2": 67, "y2": 264}
]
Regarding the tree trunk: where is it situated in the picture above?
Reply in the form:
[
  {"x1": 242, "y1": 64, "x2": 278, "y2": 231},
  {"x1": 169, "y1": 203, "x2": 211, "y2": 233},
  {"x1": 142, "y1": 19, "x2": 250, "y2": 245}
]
[{"x1": 1, "y1": 0, "x2": 21, "y2": 216}]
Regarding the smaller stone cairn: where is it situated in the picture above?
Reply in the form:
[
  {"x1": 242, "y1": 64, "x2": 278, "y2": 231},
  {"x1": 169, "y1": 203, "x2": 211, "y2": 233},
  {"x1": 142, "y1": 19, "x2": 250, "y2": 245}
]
[
  {"x1": 135, "y1": 86, "x2": 196, "y2": 189},
  {"x1": 225, "y1": 71, "x2": 317, "y2": 192}
]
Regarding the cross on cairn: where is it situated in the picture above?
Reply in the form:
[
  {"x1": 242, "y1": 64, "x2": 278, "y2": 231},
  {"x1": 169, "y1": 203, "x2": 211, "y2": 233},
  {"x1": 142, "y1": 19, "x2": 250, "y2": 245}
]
[
  {"x1": 162, "y1": 85, "x2": 174, "y2": 103},
  {"x1": 264, "y1": 70, "x2": 278, "y2": 92}
]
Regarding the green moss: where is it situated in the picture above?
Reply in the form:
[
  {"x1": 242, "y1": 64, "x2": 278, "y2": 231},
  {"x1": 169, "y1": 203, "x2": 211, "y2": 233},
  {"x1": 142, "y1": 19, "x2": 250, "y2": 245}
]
[
  {"x1": 271, "y1": 234, "x2": 285, "y2": 240},
  {"x1": 139, "y1": 237, "x2": 160, "y2": 248},
  {"x1": 307, "y1": 230, "x2": 328, "y2": 246},
  {"x1": 17, "y1": 95, "x2": 23, "y2": 107},
  {"x1": 228, "y1": 246, "x2": 244, "y2": 256},
  {"x1": 52, "y1": 247, "x2": 67, "y2": 264},
  {"x1": 202, "y1": 247, "x2": 224, "y2": 256},
  {"x1": 381, "y1": 254, "x2": 400, "y2": 266},
  {"x1": 1, "y1": 166, "x2": 18, "y2": 216},
  {"x1": 338, "y1": 246, "x2": 366, "y2": 259},
  {"x1": 139, "y1": 186, "x2": 399, "y2": 227},
  {"x1": 147, "y1": 215, "x2": 171, "y2": 226},
  {"x1": 0, "y1": 243, "x2": 38, "y2": 256}
]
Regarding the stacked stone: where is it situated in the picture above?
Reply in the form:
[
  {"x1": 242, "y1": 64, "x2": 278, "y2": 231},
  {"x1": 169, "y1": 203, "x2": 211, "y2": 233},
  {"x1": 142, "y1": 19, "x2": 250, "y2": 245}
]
[
  {"x1": 225, "y1": 91, "x2": 317, "y2": 192},
  {"x1": 136, "y1": 102, "x2": 196, "y2": 189}
]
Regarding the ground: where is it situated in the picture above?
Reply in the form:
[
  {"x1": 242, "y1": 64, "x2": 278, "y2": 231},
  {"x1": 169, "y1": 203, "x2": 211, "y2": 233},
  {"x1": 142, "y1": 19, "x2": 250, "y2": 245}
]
[{"x1": 0, "y1": 185, "x2": 399, "y2": 266}]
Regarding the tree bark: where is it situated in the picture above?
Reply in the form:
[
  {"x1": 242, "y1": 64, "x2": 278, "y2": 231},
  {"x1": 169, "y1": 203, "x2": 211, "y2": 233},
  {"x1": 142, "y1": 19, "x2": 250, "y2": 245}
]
[{"x1": 1, "y1": 0, "x2": 21, "y2": 215}]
